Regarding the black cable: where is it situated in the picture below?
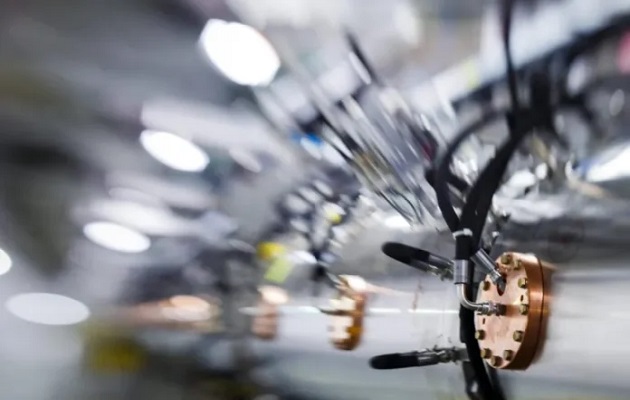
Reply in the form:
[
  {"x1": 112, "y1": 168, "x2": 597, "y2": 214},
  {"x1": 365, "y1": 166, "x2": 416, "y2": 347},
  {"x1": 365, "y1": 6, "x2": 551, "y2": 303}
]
[
  {"x1": 434, "y1": 109, "x2": 506, "y2": 232},
  {"x1": 459, "y1": 119, "x2": 531, "y2": 251},
  {"x1": 455, "y1": 0, "x2": 522, "y2": 255},
  {"x1": 458, "y1": 255, "x2": 499, "y2": 400},
  {"x1": 446, "y1": 3, "x2": 520, "y2": 400},
  {"x1": 463, "y1": 70, "x2": 556, "y2": 255},
  {"x1": 454, "y1": 106, "x2": 537, "y2": 400},
  {"x1": 425, "y1": 168, "x2": 469, "y2": 194},
  {"x1": 345, "y1": 30, "x2": 381, "y2": 85},
  {"x1": 456, "y1": 0, "x2": 525, "y2": 256},
  {"x1": 432, "y1": 109, "x2": 513, "y2": 400},
  {"x1": 460, "y1": 305, "x2": 497, "y2": 399},
  {"x1": 502, "y1": 0, "x2": 520, "y2": 114}
]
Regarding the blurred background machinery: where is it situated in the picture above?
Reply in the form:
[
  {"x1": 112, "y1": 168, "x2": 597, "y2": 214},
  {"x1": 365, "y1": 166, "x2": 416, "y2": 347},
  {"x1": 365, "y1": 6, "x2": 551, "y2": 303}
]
[{"x1": 0, "y1": 0, "x2": 630, "y2": 400}]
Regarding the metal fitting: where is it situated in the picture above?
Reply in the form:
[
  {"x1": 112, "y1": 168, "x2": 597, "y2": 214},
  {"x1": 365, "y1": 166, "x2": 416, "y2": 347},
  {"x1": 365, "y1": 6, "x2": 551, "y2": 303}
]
[
  {"x1": 518, "y1": 277, "x2": 528, "y2": 289},
  {"x1": 471, "y1": 249, "x2": 506, "y2": 291},
  {"x1": 513, "y1": 330, "x2": 524, "y2": 342},
  {"x1": 456, "y1": 284, "x2": 505, "y2": 316},
  {"x1": 494, "y1": 303, "x2": 507, "y2": 315},
  {"x1": 426, "y1": 254, "x2": 455, "y2": 273},
  {"x1": 453, "y1": 259, "x2": 470, "y2": 284},
  {"x1": 431, "y1": 347, "x2": 468, "y2": 364},
  {"x1": 519, "y1": 304, "x2": 529, "y2": 315},
  {"x1": 480, "y1": 348, "x2": 492, "y2": 359},
  {"x1": 503, "y1": 350, "x2": 514, "y2": 361},
  {"x1": 474, "y1": 330, "x2": 485, "y2": 340},
  {"x1": 489, "y1": 356, "x2": 502, "y2": 367}
]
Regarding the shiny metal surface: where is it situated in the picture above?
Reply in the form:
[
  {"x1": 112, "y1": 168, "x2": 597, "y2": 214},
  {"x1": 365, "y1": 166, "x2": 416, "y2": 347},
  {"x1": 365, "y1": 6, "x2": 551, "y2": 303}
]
[
  {"x1": 453, "y1": 259, "x2": 470, "y2": 284},
  {"x1": 323, "y1": 85, "x2": 448, "y2": 224},
  {"x1": 0, "y1": 0, "x2": 629, "y2": 399},
  {"x1": 258, "y1": 176, "x2": 630, "y2": 399},
  {"x1": 250, "y1": 273, "x2": 465, "y2": 400},
  {"x1": 491, "y1": 183, "x2": 630, "y2": 399},
  {"x1": 457, "y1": 283, "x2": 504, "y2": 316},
  {"x1": 472, "y1": 249, "x2": 505, "y2": 289}
]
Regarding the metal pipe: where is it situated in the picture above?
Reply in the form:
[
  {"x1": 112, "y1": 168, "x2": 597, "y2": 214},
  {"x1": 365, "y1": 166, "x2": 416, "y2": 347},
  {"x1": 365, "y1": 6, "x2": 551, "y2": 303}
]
[
  {"x1": 456, "y1": 283, "x2": 505, "y2": 316},
  {"x1": 456, "y1": 283, "x2": 485, "y2": 312},
  {"x1": 453, "y1": 260, "x2": 501, "y2": 314},
  {"x1": 453, "y1": 259, "x2": 470, "y2": 284},
  {"x1": 471, "y1": 249, "x2": 506, "y2": 291}
]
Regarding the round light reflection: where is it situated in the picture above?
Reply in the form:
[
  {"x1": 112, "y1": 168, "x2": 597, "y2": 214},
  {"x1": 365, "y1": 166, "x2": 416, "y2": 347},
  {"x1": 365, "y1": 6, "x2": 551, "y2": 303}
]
[
  {"x1": 140, "y1": 130, "x2": 209, "y2": 172},
  {"x1": 0, "y1": 248, "x2": 12, "y2": 276},
  {"x1": 199, "y1": 19, "x2": 280, "y2": 86},
  {"x1": 6, "y1": 293, "x2": 90, "y2": 325},
  {"x1": 83, "y1": 221, "x2": 151, "y2": 253}
]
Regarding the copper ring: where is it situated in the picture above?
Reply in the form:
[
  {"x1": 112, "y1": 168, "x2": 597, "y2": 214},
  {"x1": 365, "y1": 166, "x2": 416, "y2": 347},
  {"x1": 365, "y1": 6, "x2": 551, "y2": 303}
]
[{"x1": 474, "y1": 252, "x2": 550, "y2": 369}]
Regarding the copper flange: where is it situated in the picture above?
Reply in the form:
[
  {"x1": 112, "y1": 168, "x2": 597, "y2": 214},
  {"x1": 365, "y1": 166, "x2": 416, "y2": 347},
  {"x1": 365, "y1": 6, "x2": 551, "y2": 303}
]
[
  {"x1": 474, "y1": 252, "x2": 550, "y2": 369},
  {"x1": 322, "y1": 275, "x2": 367, "y2": 351}
]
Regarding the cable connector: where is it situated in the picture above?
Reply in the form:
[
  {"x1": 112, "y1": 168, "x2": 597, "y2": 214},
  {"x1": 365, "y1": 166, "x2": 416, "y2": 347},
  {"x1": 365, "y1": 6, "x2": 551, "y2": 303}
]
[
  {"x1": 370, "y1": 347, "x2": 468, "y2": 370},
  {"x1": 471, "y1": 249, "x2": 506, "y2": 292},
  {"x1": 453, "y1": 259, "x2": 470, "y2": 284}
]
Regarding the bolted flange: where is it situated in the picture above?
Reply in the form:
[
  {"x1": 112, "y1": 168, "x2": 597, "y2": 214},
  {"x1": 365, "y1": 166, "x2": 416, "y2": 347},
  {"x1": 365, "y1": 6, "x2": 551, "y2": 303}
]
[{"x1": 474, "y1": 252, "x2": 551, "y2": 370}]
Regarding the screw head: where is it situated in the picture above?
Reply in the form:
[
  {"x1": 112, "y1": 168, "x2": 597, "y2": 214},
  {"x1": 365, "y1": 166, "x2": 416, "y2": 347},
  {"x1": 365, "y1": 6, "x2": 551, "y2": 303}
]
[
  {"x1": 481, "y1": 281, "x2": 491, "y2": 291},
  {"x1": 500, "y1": 254, "x2": 512, "y2": 265},
  {"x1": 513, "y1": 330, "x2": 524, "y2": 342},
  {"x1": 517, "y1": 277, "x2": 528, "y2": 289},
  {"x1": 489, "y1": 356, "x2": 502, "y2": 367},
  {"x1": 514, "y1": 260, "x2": 524, "y2": 270},
  {"x1": 519, "y1": 304, "x2": 529, "y2": 315},
  {"x1": 480, "y1": 348, "x2": 492, "y2": 359},
  {"x1": 503, "y1": 350, "x2": 514, "y2": 361},
  {"x1": 475, "y1": 330, "x2": 486, "y2": 340}
]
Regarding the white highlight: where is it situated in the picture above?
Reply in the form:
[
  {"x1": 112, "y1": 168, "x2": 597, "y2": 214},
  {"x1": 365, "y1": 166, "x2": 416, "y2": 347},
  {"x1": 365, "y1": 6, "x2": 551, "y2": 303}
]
[
  {"x1": 384, "y1": 214, "x2": 411, "y2": 229},
  {"x1": 289, "y1": 250, "x2": 317, "y2": 265},
  {"x1": 140, "y1": 130, "x2": 209, "y2": 172},
  {"x1": 6, "y1": 293, "x2": 90, "y2": 325},
  {"x1": 83, "y1": 221, "x2": 151, "y2": 253},
  {"x1": 586, "y1": 146, "x2": 630, "y2": 182},
  {"x1": 259, "y1": 286, "x2": 289, "y2": 305},
  {"x1": 199, "y1": 19, "x2": 280, "y2": 86},
  {"x1": 0, "y1": 248, "x2": 12, "y2": 276}
]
